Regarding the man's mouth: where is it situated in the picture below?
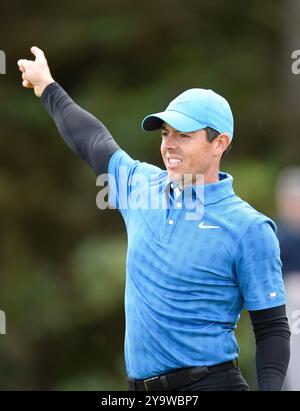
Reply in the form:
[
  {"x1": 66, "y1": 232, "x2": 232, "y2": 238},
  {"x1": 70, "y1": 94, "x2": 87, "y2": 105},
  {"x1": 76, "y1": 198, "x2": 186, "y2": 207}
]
[{"x1": 166, "y1": 157, "x2": 183, "y2": 168}]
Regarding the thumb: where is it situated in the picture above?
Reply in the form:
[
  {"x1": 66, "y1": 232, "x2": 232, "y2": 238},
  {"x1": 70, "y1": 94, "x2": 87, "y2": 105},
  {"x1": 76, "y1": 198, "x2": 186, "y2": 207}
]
[{"x1": 30, "y1": 46, "x2": 46, "y2": 63}]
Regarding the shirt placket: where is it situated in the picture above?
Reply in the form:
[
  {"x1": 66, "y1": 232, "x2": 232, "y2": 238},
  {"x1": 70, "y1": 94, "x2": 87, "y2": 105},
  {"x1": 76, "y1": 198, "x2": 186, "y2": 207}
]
[{"x1": 160, "y1": 183, "x2": 183, "y2": 242}]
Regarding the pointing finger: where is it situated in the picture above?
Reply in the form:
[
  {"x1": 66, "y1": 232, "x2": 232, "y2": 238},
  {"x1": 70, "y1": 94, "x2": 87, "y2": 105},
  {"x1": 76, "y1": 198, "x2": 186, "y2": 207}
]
[{"x1": 17, "y1": 59, "x2": 29, "y2": 72}]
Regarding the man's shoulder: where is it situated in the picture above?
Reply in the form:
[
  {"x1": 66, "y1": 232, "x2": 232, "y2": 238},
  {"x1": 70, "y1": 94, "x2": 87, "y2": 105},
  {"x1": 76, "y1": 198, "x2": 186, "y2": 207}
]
[
  {"x1": 228, "y1": 194, "x2": 277, "y2": 233},
  {"x1": 109, "y1": 149, "x2": 165, "y2": 178}
]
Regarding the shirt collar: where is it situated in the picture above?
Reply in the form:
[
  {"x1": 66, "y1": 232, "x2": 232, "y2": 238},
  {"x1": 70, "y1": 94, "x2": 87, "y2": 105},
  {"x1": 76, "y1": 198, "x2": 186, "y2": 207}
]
[{"x1": 161, "y1": 172, "x2": 235, "y2": 205}]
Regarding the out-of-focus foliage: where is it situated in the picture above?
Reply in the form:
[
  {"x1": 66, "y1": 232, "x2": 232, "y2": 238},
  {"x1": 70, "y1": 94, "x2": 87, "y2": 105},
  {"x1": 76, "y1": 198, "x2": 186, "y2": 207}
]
[{"x1": 0, "y1": 0, "x2": 297, "y2": 390}]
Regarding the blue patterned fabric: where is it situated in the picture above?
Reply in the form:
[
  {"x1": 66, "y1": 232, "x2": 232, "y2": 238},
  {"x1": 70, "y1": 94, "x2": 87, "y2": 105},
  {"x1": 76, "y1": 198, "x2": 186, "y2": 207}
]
[{"x1": 108, "y1": 149, "x2": 286, "y2": 379}]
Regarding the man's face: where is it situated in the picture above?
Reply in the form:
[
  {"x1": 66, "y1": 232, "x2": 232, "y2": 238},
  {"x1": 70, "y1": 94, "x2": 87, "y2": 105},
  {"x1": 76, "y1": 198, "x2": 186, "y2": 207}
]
[{"x1": 160, "y1": 123, "x2": 218, "y2": 185}]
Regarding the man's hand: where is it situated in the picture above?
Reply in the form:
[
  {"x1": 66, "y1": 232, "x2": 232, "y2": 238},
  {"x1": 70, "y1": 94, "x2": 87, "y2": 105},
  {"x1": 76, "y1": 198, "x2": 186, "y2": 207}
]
[{"x1": 17, "y1": 47, "x2": 55, "y2": 97}]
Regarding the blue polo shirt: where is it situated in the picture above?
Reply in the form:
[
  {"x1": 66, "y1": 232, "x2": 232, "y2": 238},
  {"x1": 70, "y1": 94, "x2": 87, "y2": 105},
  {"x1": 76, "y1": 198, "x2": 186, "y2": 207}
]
[{"x1": 108, "y1": 149, "x2": 286, "y2": 380}]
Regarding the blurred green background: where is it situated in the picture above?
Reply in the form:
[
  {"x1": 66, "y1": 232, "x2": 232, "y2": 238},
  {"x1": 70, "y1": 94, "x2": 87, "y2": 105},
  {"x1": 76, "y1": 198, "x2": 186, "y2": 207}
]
[{"x1": 0, "y1": 0, "x2": 299, "y2": 390}]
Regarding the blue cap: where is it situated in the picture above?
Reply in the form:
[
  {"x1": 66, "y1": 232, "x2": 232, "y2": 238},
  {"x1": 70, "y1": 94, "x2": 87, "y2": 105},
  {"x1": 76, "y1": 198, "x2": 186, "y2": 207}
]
[{"x1": 142, "y1": 88, "x2": 234, "y2": 141}]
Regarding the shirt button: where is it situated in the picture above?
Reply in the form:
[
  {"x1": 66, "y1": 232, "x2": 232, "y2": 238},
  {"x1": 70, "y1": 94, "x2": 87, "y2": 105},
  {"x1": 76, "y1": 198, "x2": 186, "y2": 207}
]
[
  {"x1": 176, "y1": 202, "x2": 182, "y2": 208},
  {"x1": 168, "y1": 219, "x2": 174, "y2": 225},
  {"x1": 170, "y1": 183, "x2": 174, "y2": 189}
]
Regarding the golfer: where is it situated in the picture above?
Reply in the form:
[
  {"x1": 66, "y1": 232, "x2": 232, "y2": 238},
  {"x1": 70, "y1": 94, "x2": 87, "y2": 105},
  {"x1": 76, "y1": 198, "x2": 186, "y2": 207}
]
[{"x1": 18, "y1": 47, "x2": 290, "y2": 391}]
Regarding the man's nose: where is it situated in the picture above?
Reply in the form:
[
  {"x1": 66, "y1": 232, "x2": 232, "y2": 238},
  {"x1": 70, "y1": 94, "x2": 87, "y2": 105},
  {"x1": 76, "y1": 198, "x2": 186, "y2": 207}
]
[{"x1": 163, "y1": 134, "x2": 177, "y2": 149}]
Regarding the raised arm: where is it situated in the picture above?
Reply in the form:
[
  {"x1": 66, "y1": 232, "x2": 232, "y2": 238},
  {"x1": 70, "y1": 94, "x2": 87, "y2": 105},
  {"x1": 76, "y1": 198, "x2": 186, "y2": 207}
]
[{"x1": 17, "y1": 47, "x2": 120, "y2": 175}]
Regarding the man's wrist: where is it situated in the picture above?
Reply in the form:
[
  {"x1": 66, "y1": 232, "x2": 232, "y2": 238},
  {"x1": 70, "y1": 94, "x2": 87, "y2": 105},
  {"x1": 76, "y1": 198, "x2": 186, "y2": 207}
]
[{"x1": 36, "y1": 78, "x2": 55, "y2": 97}]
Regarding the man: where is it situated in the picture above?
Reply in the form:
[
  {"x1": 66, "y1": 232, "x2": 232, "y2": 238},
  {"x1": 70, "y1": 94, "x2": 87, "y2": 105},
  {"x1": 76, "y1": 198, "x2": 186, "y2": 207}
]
[{"x1": 18, "y1": 47, "x2": 290, "y2": 391}]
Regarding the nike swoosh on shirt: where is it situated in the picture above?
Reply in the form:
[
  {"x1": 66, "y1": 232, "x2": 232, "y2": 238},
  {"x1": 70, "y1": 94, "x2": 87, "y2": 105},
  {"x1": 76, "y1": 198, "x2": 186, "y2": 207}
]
[{"x1": 198, "y1": 222, "x2": 220, "y2": 229}]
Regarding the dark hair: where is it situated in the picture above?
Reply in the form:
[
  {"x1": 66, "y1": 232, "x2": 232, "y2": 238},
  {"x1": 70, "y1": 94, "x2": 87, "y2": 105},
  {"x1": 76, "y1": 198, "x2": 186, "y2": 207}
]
[{"x1": 205, "y1": 127, "x2": 232, "y2": 158}]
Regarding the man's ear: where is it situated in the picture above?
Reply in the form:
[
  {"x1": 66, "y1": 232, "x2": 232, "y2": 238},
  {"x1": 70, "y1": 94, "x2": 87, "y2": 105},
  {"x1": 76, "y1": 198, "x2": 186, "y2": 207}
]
[{"x1": 214, "y1": 133, "x2": 231, "y2": 155}]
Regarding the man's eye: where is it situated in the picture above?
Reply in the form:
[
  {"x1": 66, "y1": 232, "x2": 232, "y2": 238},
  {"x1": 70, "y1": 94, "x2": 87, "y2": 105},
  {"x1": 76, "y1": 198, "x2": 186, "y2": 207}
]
[
  {"x1": 161, "y1": 133, "x2": 168, "y2": 138},
  {"x1": 179, "y1": 133, "x2": 190, "y2": 138}
]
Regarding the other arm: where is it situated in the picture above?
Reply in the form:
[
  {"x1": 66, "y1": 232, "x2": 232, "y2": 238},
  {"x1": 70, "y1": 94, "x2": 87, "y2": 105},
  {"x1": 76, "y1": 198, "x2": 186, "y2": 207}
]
[
  {"x1": 17, "y1": 47, "x2": 119, "y2": 175},
  {"x1": 249, "y1": 304, "x2": 290, "y2": 391},
  {"x1": 235, "y1": 218, "x2": 290, "y2": 390}
]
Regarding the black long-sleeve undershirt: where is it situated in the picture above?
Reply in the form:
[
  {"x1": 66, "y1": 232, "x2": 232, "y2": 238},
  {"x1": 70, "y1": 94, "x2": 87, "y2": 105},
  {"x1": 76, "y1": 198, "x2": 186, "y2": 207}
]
[
  {"x1": 249, "y1": 305, "x2": 290, "y2": 391},
  {"x1": 40, "y1": 82, "x2": 291, "y2": 391},
  {"x1": 41, "y1": 82, "x2": 119, "y2": 175}
]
